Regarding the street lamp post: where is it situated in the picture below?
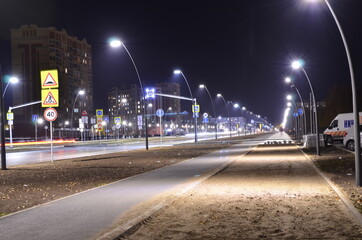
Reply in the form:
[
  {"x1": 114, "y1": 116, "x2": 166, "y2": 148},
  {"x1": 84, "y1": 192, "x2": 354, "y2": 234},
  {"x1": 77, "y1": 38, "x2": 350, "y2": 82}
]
[
  {"x1": 165, "y1": 107, "x2": 172, "y2": 122},
  {"x1": 217, "y1": 93, "x2": 231, "y2": 138},
  {"x1": 36, "y1": 118, "x2": 44, "y2": 143},
  {"x1": 3, "y1": 76, "x2": 19, "y2": 148},
  {"x1": 0, "y1": 64, "x2": 6, "y2": 170},
  {"x1": 3, "y1": 76, "x2": 19, "y2": 97},
  {"x1": 285, "y1": 77, "x2": 307, "y2": 135},
  {"x1": 306, "y1": 0, "x2": 361, "y2": 185},
  {"x1": 233, "y1": 103, "x2": 244, "y2": 136},
  {"x1": 287, "y1": 96, "x2": 300, "y2": 141},
  {"x1": 71, "y1": 90, "x2": 85, "y2": 139},
  {"x1": 110, "y1": 39, "x2": 149, "y2": 150},
  {"x1": 324, "y1": 0, "x2": 361, "y2": 186},
  {"x1": 199, "y1": 84, "x2": 217, "y2": 139},
  {"x1": 287, "y1": 102, "x2": 297, "y2": 135},
  {"x1": 173, "y1": 70, "x2": 197, "y2": 143},
  {"x1": 292, "y1": 60, "x2": 320, "y2": 156}
]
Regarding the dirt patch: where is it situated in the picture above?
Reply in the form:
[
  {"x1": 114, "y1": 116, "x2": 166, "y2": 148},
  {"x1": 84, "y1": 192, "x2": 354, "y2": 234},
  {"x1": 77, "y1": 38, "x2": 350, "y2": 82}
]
[
  {"x1": 0, "y1": 140, "x2": 235, "y2": 216},
  {"x1": 303, "y1": 145, "x2": 362, "y2": 213},
  {"x1": 121, "y1": 145, "x2": 362, "y2": 240}
]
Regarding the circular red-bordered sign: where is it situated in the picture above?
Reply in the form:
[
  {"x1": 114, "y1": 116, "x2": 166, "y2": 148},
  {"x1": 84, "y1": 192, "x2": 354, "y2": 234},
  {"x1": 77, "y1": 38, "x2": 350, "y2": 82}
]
[{"x1": 44, "y1": 108, "x2": 58, "y2": 121}]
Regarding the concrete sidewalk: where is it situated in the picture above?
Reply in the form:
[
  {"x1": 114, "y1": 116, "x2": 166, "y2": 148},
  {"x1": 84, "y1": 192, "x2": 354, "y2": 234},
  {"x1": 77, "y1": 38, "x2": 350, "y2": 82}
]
[
  {"x1": 0, "y1": 132, "x2": 280, "y2": 240},
  {"x1": 121, "y1": 139, "x2": 362, "y2": 239}
]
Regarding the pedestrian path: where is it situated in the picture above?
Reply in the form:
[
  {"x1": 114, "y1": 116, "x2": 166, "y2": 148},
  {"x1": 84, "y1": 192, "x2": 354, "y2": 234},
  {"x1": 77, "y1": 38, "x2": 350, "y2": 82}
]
[{"x1": 124, "y1": 134, "x2": 362, "y2": 240}]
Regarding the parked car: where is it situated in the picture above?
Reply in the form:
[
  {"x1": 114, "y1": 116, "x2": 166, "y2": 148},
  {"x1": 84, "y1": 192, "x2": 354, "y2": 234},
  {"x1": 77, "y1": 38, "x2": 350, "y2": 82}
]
[
  {"x1": 343, "y1": 125, "x2": 362, "y2": 151},
  {"x1": 324, "y1": 112, "x2": 362, "y2": 144}
]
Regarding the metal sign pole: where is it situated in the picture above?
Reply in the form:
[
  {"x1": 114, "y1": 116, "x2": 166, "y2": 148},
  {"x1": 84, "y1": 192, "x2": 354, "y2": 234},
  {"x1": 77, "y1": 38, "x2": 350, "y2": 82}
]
[
  {"x1": 160, "y1": 116, "x2": 162, "y2": 146},
  {"x1": 50, "y1": 121, "x2": 53, "y2": 162},
  {"x1": 9, "y1": 122, "x2": 13, "y2": 147}
]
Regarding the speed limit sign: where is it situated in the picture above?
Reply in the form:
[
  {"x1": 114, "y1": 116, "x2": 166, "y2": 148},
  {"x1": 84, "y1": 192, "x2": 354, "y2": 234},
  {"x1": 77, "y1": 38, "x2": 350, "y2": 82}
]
[{"x1": 44, "y1": 108, "x2": 58, "y2": 121}]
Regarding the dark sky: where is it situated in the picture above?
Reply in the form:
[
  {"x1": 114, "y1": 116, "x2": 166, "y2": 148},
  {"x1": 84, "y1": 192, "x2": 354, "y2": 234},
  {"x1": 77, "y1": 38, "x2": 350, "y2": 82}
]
[{"x1": 0, "y1": 0, "x2": 361, "y2": 125}]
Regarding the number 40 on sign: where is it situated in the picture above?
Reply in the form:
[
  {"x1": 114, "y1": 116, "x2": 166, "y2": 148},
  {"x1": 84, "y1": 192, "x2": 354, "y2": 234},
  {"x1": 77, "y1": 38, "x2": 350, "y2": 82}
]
[{"x1": 44, "y1": 108, "x2": 58, "y2": 122}]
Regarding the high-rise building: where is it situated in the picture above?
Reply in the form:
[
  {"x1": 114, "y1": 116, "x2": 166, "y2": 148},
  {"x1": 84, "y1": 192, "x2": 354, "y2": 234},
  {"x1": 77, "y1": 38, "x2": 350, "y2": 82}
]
[{"x1": 11, "y1": 25, "x2": 93, "y2": 137}]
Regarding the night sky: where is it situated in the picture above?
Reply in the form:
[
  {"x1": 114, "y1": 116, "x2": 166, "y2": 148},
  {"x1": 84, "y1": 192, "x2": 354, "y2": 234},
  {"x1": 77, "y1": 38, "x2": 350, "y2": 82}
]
[{"x1": 0, "y1": 0, "x2": 361, "y2": 125}]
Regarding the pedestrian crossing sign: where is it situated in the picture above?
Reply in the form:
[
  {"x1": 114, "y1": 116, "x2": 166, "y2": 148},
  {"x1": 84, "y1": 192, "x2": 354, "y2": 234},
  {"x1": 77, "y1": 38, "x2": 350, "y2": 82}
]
[
  {"x1": 41, "y1": 89, "x2": 59, "y2": 107},
  {"x1": 41, "y1": 69, "x2": 59, "y2": 89}
]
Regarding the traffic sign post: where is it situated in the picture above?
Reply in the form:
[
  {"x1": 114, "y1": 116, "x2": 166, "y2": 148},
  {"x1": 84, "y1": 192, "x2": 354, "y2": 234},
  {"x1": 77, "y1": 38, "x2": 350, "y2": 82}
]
[
  {"x1": 40, "y1": 69, "x2": 59, "y2": 163},
  {"x1": 41, "y1": 69, "x2": 59, "y2": 89},
  {"x1": 44, "y1": 108, "x2": 58, "y2": 162},
  {"x1": 156, "y1": 109, "x2": 164, "y2": 146},
  {"x1": 44, "y1": 108, "x2": 58, "y2": 122},
  {"x1": 96, "y1": 109, "x2": 103, "y2": 117},
  {"x1": 7, "y1": 111, "x2": 14, "y2": 148},
  {"x1": 192, "y1": 104, "x2": 200, "y2": 113}
]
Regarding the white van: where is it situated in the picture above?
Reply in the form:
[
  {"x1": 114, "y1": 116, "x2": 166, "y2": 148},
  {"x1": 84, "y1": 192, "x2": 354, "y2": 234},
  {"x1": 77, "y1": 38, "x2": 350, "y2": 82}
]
[
  {"x1": 343, "y1": 125, "x2": 362, "y2": 151},
  {"x1": 323, "y1": 112, "x2": 362, "y2": 144}
]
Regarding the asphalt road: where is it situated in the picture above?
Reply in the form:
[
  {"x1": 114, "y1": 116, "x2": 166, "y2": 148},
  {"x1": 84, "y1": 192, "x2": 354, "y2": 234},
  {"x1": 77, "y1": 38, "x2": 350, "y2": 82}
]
[
  {"x1": 0, "y1": 132, "x2": 289, "y2": 240},
  {"x1": 6, "y1": 132, "x2": 233, "y2": 167}
]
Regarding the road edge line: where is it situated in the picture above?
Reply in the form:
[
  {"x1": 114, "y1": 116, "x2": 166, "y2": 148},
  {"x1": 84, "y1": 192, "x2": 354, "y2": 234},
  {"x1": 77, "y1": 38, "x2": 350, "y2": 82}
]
[{"x1": 300, "y1": 148, "x2": 362, "y2": 225}]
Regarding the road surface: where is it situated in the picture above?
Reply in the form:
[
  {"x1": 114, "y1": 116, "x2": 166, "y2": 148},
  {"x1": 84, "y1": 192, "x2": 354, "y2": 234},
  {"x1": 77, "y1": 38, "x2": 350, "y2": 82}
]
[{"x1": 7, "y1": 132, "x2": 234, "y2": 167}]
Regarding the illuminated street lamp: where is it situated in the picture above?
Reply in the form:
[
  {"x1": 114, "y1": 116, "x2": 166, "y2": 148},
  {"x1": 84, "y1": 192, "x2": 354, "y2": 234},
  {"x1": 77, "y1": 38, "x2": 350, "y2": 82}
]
[
  {"x1": 35, "y1": 118, "x2": 44, "y2": 143},
  {"x1": 199, "y1": 84, "x2": 217, "y2": 139},
  {"x1": 3, "y1": 76, "x2": 19, "y2": 97},
  {"x1": 110, "y1": 38, "x2": 149, "y2": 150},
  {"x1": 71, "y1": 89, "x2": 85, "y2": 138},
  {"x1": 165, "y1": 107, "x2": 172, "y2": 122},
  {"x1": 287, "y1": 95, "x2": 301, "y2": 141},
  {"x1": 291, "y1": 59, "x2": 320, "y2": 155},
  {"x1": 217, "y1": 93, "x2": 231, "y2": 138},
  {"x1": 233, "y1": 103, "x2": 245, "y2": 136},
  {"x1": 173, "y1": 69, "x2": 198, "y2": 143},
  {"x1": 305, "y1": 0, "x2": 362, "y2": 187},
  {"x1": 285, "y1": 77, "x2": 307, "y2": 135}
]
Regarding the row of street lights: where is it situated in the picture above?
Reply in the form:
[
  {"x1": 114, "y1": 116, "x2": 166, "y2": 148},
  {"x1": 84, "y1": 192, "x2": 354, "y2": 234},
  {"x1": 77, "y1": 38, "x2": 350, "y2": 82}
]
[{"x1": 280, "y1": 0, "x2": 360, "y2": 186}]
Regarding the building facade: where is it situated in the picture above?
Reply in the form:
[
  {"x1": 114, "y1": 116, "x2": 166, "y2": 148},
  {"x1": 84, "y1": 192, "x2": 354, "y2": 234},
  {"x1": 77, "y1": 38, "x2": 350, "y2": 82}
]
[
  {"x1": 11, "y1": 25, "x2": 93, "y2": 137},
  {"x1": 107, "y1": 82, "x2": 181, "y2": 137}
]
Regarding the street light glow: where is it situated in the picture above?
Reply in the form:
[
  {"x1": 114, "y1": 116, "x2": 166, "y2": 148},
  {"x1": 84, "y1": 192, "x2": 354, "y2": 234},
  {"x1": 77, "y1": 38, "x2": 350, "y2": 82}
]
[
  {"x1": 109, "y1": 39, "x2": 122, "y2": 48},
  {"x1": 286, "y1": 95, "x2": 292, "y2": 100},
  {"x1": 291, "y1": 60, "x2": 303, "y2": 69},
  {"x1": 217, "y1": 94, "x2": 222, "y2": 97},
  {"x1": 199, "y1": 84, "x2": 205, "y2": 88},
  {"x1": 285, "y1": 77, "x2": 291, "y2": 83},
  {"x1": 173, "y1": 69, "x2": 181, "y2": 74},
  {"x1": 287, "y1": 102, "x2": 292, "y2": 107},
  {"x1": 78, "y1": 90, "x2": 85, "y2": 95},
  {"x1": 233, "y1": 103, "x2": 239, "y2": 108},
  {"x1": 9, "y1": 77, "x2": 19, "y2": 84}
]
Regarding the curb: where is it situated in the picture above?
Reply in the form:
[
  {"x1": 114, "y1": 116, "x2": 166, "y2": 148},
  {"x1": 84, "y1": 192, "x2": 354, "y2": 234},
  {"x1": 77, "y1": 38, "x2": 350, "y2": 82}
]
[
  {"x1": 95, "y1": 145, "x2": 257, "y2": 240},
  {"x1": 300, "y1": 148, "x2": 362, "y2": 225}
]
